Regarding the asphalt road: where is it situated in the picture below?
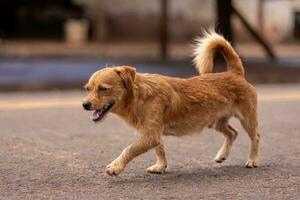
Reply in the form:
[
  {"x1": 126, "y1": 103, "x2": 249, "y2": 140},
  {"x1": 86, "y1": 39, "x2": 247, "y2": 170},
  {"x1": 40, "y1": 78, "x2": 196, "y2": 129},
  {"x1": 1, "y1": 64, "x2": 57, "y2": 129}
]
[{"x1": 0, "y1": 84, "x2": 300, "y2": 199}]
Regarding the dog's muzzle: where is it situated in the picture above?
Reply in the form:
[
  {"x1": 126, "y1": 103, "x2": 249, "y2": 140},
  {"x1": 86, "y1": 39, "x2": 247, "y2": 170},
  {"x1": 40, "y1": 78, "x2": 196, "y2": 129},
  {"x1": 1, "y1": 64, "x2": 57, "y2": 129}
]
[{"x1": 86, "y1": 100, "x2": 115, "y2": 122}]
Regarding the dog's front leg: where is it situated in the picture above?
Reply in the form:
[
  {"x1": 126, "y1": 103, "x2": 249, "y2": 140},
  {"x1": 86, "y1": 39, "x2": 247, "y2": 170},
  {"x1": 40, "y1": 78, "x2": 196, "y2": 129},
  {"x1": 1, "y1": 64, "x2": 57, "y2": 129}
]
[
  {"x1": 146, "y1": 143, "x2": 167, "y2": 174},
  {"x1": 106, "y1": 134, "x2": 160, "y2": 176}
]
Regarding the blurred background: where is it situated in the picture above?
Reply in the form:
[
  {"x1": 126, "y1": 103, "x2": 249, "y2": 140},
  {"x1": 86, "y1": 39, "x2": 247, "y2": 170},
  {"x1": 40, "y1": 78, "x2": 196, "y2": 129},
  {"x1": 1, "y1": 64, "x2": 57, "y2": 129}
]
[{"x1": 1, "y1": 0, "x2": 300, "y2": 90}]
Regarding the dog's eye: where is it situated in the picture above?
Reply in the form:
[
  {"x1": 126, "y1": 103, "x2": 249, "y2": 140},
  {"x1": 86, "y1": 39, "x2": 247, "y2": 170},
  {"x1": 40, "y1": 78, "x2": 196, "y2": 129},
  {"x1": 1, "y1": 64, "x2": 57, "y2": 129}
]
[
  {"x1": 85, "y1": 87, "x2": 90, "y2": 92},
  {"x1": 98, "y1": 86, "x2": 107, "y2": 92}
]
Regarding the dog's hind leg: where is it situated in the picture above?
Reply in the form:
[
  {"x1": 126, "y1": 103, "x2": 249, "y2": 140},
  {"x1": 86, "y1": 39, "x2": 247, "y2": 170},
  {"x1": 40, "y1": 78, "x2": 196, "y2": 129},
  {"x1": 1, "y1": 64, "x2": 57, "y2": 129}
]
[
  {"x1": 147, "y1": 142, "x2": 168, "y2": 174},
  {"x1": 214, "y1": 117, "x2": 238, "y2": 163},
  {"x1": 239, "y1": 112, "x2": 260, "y2": 168}
]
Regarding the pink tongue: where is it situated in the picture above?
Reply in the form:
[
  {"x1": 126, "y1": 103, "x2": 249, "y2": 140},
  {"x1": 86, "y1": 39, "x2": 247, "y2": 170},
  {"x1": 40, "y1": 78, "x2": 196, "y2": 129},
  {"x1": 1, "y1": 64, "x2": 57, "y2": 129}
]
[
  {"x1": 93, "y1": 110, "x2": 98, "y2": 117},
  {"x1": 92, "y1": 110, "x2": 101, "y2": 120}
]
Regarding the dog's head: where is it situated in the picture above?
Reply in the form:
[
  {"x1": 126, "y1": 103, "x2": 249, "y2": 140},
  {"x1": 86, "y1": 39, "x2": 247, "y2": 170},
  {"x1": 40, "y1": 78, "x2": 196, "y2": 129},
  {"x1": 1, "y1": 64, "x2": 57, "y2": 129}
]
[{"x1": 82, "y1": 66, "x2": 136, "y2": 122}]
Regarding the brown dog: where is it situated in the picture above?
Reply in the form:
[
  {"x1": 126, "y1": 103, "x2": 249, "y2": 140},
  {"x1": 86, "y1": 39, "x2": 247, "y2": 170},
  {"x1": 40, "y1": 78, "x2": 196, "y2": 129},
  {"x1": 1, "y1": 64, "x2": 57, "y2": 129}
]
[{"x1": 82, "y1": 30, "x2": 260, "y2": 176}]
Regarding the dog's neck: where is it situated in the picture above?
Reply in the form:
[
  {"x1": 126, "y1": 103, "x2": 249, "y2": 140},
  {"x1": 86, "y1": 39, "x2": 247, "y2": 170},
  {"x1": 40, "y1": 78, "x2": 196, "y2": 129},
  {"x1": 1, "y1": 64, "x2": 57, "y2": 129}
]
[{"x1": 111, "y1": 86, "x2": 139, "y2": 127}]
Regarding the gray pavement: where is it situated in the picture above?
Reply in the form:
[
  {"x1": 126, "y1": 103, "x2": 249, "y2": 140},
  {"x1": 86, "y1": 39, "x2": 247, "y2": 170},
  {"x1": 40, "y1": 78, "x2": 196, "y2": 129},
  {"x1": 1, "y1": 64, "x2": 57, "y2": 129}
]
[{"x1": 0, "y1": 84, "x2": 300, "y2": 199}]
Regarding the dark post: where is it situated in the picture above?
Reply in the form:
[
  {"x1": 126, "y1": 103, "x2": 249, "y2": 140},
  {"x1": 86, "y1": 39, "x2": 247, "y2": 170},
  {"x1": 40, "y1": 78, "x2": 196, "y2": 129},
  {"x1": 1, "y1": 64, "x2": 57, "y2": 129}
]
[
  {"x1": 160, "y1": 0, "x2": 169, "y2": 60},
  {"x1": 93, "y1": 0, "x2": 106, "y2": 41},
  {"x1": 258, "y1": 0, "x2": 264, "y2": 33},
  {"x1": 216, "y1": 0, "x2": 233, "y2": 42}
]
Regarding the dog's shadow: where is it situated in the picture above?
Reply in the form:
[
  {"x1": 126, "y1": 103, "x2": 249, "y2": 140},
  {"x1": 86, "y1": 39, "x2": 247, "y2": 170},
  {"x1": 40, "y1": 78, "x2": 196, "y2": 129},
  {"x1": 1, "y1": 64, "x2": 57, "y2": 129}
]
[{"x1": 108, "y1": 164, "x2": 272, "y2": 185}]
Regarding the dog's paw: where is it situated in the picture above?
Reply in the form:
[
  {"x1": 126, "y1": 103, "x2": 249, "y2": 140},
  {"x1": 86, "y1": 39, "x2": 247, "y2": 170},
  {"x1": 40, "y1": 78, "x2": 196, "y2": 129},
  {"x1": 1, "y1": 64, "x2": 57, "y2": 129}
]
[
  {"x1": 214, "y1": 155, "x2": 227, "y2": 163},
  {"x1": 146, "y1": 164, "x2": 167, "y2": 174},
  {"x1": 214, "y1": 152, "x2": 228, "y2": 163},
  {"x1": 245, "y1": 159, "x2": 259, "y2": 168},
  {"x1": 106, "y1": 162, "x2": 125, "y2": 176}
]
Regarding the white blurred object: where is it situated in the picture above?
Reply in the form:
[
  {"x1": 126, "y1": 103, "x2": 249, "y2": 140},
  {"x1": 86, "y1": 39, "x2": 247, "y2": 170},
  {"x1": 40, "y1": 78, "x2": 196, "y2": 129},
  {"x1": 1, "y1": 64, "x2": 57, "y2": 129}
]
[
  {"x1": 264, "y1": 0, "x2": 292, "y2": 42},
  {"x1": 293, "y1": 0, "x2": 300, "y2": 10},
  {"x1": 64, "y1": 19, "x2": 89, "y2": 45},
  {"x1": 234, "y1": 0, "x2": 293, "y2": 43}
]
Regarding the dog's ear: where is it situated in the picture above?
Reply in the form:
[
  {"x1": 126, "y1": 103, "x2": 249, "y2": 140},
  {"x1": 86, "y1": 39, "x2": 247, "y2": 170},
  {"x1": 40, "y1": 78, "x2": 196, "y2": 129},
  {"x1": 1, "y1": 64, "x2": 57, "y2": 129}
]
[{"x1": 114, "y1": 66, "x2": 136, "y2": 89}]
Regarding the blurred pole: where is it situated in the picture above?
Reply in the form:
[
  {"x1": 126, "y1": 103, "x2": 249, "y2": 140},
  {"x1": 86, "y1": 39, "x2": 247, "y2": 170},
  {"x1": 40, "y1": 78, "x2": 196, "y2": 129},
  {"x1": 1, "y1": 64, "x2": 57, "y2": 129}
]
[
  {"x1": 92, "y1": 0, "x2": 106, "y2": 41},
  {"x1": 258, "y1": 0, "x2": 264, "y2": 34},
  {"x1": 216, "y1": 0, "x2": 233, "y2": 42},
  {"x1": 160, "y1": 0, "x2": 169, "y2": 60}
]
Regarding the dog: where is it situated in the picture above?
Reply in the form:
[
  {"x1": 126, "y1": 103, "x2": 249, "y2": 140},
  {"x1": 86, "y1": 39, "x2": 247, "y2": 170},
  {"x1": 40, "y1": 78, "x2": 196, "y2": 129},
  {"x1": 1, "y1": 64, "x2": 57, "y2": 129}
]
[{"x1": 82, "y1": 30, "x2": 260, "y2": 176}]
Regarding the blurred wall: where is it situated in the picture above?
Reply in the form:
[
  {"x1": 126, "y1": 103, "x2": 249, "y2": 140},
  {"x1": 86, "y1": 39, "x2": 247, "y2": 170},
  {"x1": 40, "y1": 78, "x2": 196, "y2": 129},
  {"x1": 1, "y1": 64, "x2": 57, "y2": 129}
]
[
  {"x1": 79, "y1": 0, "x2": 299, "y2": 43},
  {"x1": 1, "y1": 0, "x2": 299, "y2": 43},
  {"x1": 79, "y1": 0, "x2": 215, "y2": 41}
]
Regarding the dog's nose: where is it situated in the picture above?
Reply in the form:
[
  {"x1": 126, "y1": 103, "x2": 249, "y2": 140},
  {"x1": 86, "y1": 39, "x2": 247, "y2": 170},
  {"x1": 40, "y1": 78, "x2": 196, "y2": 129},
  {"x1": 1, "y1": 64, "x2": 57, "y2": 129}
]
[{"x1": 82, "y1": 101, "x2": 92, "y2": 110}]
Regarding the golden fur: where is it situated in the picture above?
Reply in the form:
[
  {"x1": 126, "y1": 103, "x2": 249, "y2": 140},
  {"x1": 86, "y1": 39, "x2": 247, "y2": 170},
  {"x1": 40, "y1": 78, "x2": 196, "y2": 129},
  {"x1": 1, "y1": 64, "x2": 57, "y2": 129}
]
[{"x1": 83, "y1": 30, "x2": 260, "y2": 176}]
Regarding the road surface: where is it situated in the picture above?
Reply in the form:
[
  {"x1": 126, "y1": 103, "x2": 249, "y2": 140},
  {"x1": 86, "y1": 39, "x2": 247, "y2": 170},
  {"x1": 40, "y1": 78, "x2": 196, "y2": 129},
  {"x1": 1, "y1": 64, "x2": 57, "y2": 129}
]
[{"x1": 0, "y1": 84, "x2": 299, "y2": 199}]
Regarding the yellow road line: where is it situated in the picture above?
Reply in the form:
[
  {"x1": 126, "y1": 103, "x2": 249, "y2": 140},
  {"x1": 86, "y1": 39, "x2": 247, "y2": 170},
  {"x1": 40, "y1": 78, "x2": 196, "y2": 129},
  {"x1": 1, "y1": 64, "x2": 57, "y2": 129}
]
[
  {"x1": 0, "y1": 93, "x2": 299, "y2": 111},
  {"x1": 0, "y1": 99, "x2": 80, "y2": 110},
  {"x1": 259, "y1": 93, "x2": 300, "y2": 101}
]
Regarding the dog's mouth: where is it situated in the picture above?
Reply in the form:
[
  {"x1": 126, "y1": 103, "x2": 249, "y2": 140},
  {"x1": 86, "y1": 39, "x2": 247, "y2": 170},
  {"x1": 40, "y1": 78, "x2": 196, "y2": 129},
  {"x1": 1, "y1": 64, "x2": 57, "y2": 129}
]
[{"x1": 90, "y1": 100, "x2": 115, "y2": 122}]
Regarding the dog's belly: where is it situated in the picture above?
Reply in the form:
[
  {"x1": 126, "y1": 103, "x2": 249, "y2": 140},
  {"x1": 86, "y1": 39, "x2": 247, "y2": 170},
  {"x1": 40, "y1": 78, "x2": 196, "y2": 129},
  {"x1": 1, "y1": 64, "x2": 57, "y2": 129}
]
[
  {"x1": 163, "y1": 121, "x2": 206, "y2": 136},
  {"x1": 163, "y1": 108, "x2": 235, "y2": 136}
]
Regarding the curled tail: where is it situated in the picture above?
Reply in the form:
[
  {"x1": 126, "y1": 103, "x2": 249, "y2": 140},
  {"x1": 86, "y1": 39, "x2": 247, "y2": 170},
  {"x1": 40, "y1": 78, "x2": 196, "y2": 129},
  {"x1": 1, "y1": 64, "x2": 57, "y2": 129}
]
[{"x1": 193, "y1": 29, "x2": 244, "y2": 76}]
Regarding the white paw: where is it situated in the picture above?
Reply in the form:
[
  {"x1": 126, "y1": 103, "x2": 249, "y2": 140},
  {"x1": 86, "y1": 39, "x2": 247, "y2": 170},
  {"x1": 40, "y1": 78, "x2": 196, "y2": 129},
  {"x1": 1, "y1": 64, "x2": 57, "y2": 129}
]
[
  {"x1": 245, "y1": 159, "x2": 260, "y2": 168},
  {"x1": 106, "y1": 161, "x2": 125, "y2": 176},
  {"x1": 214, "y1": 151, "x2": 228, "y2": 163},
  {"x1": 146, "y1": 164, "x2": 167, "y2": 174}
]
